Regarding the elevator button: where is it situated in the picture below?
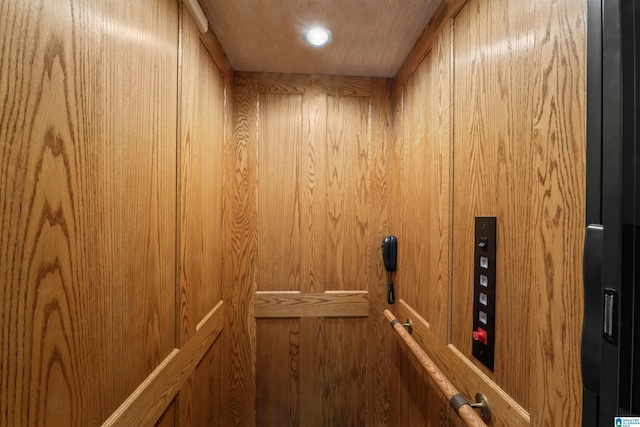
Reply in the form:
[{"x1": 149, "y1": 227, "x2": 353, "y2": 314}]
[
  {"x1": 473, "y1": 327, "x2": 488, "y2": 345},
  {"x1": 478, "y1": 237, "x2": 489, "y2": 250},
  {"x1": 480, "y1": 256, "x2": 489, "y2": 269},
  {"x1": 479, "y1": 274, "x2": 488, "y2": 287},
  {"x1": 479, "y1": 310, "x2": 487, "y2": 324}
]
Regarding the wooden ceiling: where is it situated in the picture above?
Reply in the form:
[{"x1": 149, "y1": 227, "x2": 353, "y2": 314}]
[{"x1": 198, "y1": 0, "x2": 441, "y2": 77}]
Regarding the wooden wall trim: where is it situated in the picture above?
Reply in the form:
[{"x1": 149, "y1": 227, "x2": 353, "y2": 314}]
[
  {"x1": 395, "y1": 300, "x2": 530, "y2": 426},
  {"x1": 394, "y1": 0, "x2": 468, "y2": 87},
  {"x1": 385, "y1": 310, "x2": 487, "y2": 427},
  {"x1": 200, "y1": 22, "x2": 233, "y2": 78},
  {"x1": 246, "y1": 72, "x2": 374, "y2": 97},
  {"x1": 103, "y1": 301, "x2": 225, "y2": 427},
  {"x1": 254, "y1": 291, "x2": 369, "y2": 318}
]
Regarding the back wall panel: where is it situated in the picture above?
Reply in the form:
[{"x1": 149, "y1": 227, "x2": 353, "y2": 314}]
[{"x1": 226, "y1": 73, "x2": 393, "y2": 427}]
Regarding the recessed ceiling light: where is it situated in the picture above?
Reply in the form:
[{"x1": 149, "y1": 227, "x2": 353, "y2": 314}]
[{"x1": 306, "y1": 27, "x2": 331, "y2": 46}]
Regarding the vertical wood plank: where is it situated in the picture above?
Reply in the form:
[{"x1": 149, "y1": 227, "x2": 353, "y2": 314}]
[
  {"x1": 397, "y1": 343, "x2": 448, "y2": 427},
  {"x1": 321, "y1": 318, "x2": 368, "y2": 426},
  {"x1": 256, "y1": 319, "x2": 300, "y2": 427},
  {"x1": 178, "y1": 6, "x2": 226, "y2": 426},
  {"x1": 399, "y1": 25, "x2": 450, "y2": 342},
  {"x1": 298, "y1": 81, "x2": 326, "y2": 426},
  {"x1": 190, "y1": 336, "x2": 223, "y2": 427},
  {"x1": 256, "y1": 93, "x2": 303, "y2": 292},
  {"x1": 325, "y1": 95, "x2": 370, "y2": 291},
  {"x1": 225, "y1": 72, "x2": 259, "y2": 427},
  {"x1": 392, "y1": 22, "x2": 452, "y2": 426},
  {"x1": 300, "y1": 81, "x2": 328, "y2": 294},
  {"x1": 366, "y1": 78, "x2": 394, "y2": 427},
  {"x1": 231, "y1": 73, "x2": 392, "y2": 427},
  {"x1": 220, "y1": 50, "x2": 236, "y2": 427},
  {"x1": 389, "y1": 77, "x2": 405, "y2": 427},
  {"x1": 530, "y1": 0, "x2": 586, "y2": 424},
  {"x1": 452, "y1": 0, "x2": 536, "y2": 409},
  {"x1": 0, "y1": 0, "x2": 178, "y2": 424}
]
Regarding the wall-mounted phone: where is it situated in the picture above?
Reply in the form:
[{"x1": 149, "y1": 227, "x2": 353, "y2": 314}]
[{"x1": 382, "y1": 236, "x2": 397, "y2": 304}]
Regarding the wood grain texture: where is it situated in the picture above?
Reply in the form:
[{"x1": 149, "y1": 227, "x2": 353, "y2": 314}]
[
  {"x1": 396, "y1": 300, "x2": 530, "y2": 426},
  {"x1": 391, "y1": 19, "x2": 454, "y2": 427},
  {"x1": 300, "y1": 81, "x2": 328, "y2": 293},
  {"x1": 199, "y1": 21, "x2": 233, "y2": 78},
  {"x1": 324, "y1": 95, "x2": 370, "y2": 291},
  {"x1": 384, "y1": 310, "x2": 487, "y2": 427},
  {"x1": 256, "y1": 92, "x2": 303, "y2": 292},
  {"x1": 365, "y1": 78, "x2": 394, "y2": 427},
  {"x1": 179, "y1": 0, "x2": 225, "y2": 348},
  {"x1": 320, "y1": 317, "x2": 368, "y2": 425},
  {"x1": 220, "y1": 44, "x2": 236, "y2": 427},
  {"x1": 451, "y1": 0, "x2": 574, "y2": 413},
  {"x1": 391, "y1": 0, "x2": 586, "y2": 424},
  {"x1": 103, "y1": 301, "x2": 224, "y2": 427},
  {"x1": 191, "y1": 336, "x2": 223, "y2": 427},
  {"x1": 396, "y1": 335, "x2": 448, "y2": 427},
  {"x1": 398, "y1": 26, "x2": 450, "y2": 343},
  {"x1": 256, "y1": 318, "x2": 300, "y2": 427},
  {"x1": 389, "y1": 71, "x2": 405, "y2": 427},
  {"x1": 254, "y1": 291, "x2": 369, "y2": 317},
  {"x1": 529, "y1": 0, "x2": 586, "y2": 424},
  {"x1": 227, "y1": 73, "x2": 393, "y2": 426},
  {"x1": 395, "y1": 0, "x2": 449, "y2": 86},
  {"x1": 177, "y1": 7, "x2": 226, "y2": 425},
  {"x1": 298, "y1": 317, "x2": 370, "y2": 427},
  {"x1": 224, "y1": 72, "x2": 259, "y2": 427},
  {"x1": 0, "y1": 0, "x2": 178, "y2": 424}
]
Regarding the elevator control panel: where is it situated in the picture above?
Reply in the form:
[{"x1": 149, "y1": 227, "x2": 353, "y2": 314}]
[{"x1": 472, "y1": 217, "x2": 496, "y2": 370}]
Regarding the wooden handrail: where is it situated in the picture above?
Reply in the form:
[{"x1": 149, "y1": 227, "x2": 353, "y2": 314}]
[{"x1": 384, "y1": 310, "x2": 487, "y2": 427}]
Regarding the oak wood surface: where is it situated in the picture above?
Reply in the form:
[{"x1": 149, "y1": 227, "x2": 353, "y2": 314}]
[
  {"x1": 255, "y1": 318, "x2": 300, "y2": 427},
  {"x1": 224, "y1": 72, "x2": 260, "y2": 427},
  {"x1": 227, "y1": 72, "x2": 393, "y2": 426},
  {"x1": 177, "y1": 7, "x2": 227, "y2": 426},
  {"x1": 396, "y1": 300, "x2": 529, "y2": 426},
  {"x1": 384, "y1": 310, "x2": 487, "y2": 427},
  {"x1": 366, "y1": 78, "x2": 395, "y2": 426},
  {"x1": 391, "y1": 0, "x2": 586, "y2": 424},
  {"x1": 394, "y1": 0, "x2": 448, "y2": 86},
  {"x1": 103, "y1": 301, "x2": 224, "y2": 427},
  {"x1": 179, "y1": 0, "x2": 225, "y2": 349},
  {"x1": 391, "y1": 17, "x2": 456, "y2": 427},
  {"x1": 451, "y1": 0, "x2": 536, "y2": 408},
  {"x1": 256, "y1": 92, "x2": 303, "y2": 292},
  {"x1": 529, "y1": 0, "x2": 586, "y2": 424},
  {"x1": 199, "y1": 22, "x2": 233, "y2": 79},
  {"x1": 254, "y1": 291, "x2": 369, "y2": 318},
  {"x1": 0, "y1": 0, "x2": 178, "y2": 424},
  {"x1": 398, "y1": 24, "x2": 451, "y2": 344}
]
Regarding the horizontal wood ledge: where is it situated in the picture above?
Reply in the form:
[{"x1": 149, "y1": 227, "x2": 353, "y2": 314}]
[
  {"x1": 254, "y1": 291, "x2": 369, "y2": 318},
  {"x1": 102, "y1": 300, "x2": 225, "y2": 427},
  {"x1": 396, "y1": 299, "x2": 530, "y2": 426}
]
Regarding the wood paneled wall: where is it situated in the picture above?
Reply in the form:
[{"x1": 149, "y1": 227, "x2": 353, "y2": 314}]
[
  {"x1": 225, "y1": 73, "x2": 394, "y2": 426},
  {"x1": 1, "y1": 0, "x2": 587, "y2": 425},
  {"x1": 0, "y1": 0, "x2": 229, "y2": 425},
  {"x1": 391, "y1": 0, "x2": 586, "y2": 425},
  {"x1": 176, "y1": 7, "x2": 230, "y2": 427},
  {"x1": 0, "y1": 0, "x2": 178, "y2": 423}
]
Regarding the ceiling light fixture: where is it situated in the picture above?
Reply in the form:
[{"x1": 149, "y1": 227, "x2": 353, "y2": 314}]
[{"x1": 306, "y1": 27, "x2": 331, "y2": 46}]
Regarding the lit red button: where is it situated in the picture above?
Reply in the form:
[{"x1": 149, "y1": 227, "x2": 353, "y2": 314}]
[{"x1": 473, "y1": 327, "x2": 488, "y2": 345}]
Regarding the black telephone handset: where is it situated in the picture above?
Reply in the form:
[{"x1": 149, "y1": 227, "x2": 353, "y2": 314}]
[
  {"x1": 382, "y1": 236, "x2": 397, "y2": 272},
  {"x1": 382, "y1": 236, "x2": 397, "y2": 304}
]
